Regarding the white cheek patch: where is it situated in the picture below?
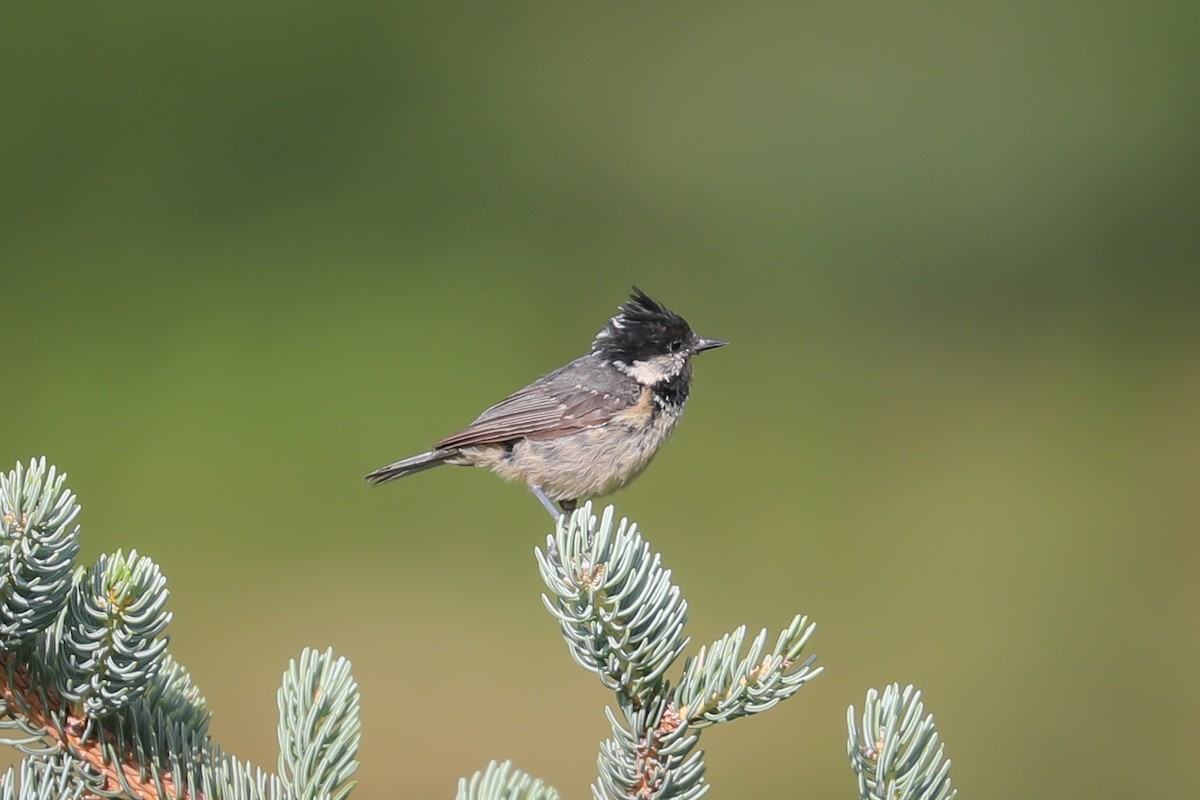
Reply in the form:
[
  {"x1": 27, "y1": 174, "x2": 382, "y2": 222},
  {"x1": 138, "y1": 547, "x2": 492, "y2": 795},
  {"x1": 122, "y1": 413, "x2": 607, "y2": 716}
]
[
  {"x1": 627, "y1": 354, "x2": 682, "y2": 384},
  {"x1": 627, "y1": 361, "x2": 662, "y2": 384}
]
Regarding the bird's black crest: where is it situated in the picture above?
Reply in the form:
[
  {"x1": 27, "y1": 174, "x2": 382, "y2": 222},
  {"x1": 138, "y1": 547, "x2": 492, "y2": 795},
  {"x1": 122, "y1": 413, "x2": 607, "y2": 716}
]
[{"x1": 591, "y1": 288, "x2": 694, "y2": 363}]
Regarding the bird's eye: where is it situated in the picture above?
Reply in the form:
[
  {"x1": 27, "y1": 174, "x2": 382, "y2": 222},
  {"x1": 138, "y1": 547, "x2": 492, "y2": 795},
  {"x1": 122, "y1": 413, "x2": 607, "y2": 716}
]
[{"x1": 670, "y1": 340, "x2": 684, "y2": 353}]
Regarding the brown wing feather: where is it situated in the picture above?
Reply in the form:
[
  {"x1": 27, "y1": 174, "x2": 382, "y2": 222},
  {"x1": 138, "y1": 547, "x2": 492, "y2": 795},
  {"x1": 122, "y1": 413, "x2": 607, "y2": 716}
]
[{"x1": 435, "y1": 362, "x2": 636, "y2": 449}]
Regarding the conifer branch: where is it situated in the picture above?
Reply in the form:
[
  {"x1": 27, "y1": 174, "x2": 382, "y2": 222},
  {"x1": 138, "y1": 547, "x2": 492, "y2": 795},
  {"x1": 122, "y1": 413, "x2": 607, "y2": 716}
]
[
  {"x1": 277, "y1": 648, "x2": 360, "y2": 800},
  {"x1": 60, "y1": 550, "x2": 172, "y2": 718},
  {"x1": 0, "y1": 651, "x2": 179, "y2": 798},
  {"x1": 847, "y1": 684, "x2": 956, "y2": 800},
  {"x1": 535, "y1": 505, "x2": 689, "y2": 705},
  {"x1": 0, "y1": 459, "x2": 361, "y2": 800},
  {"x1": 0, "y1": 456, "x2": 962, "y2": 799},
  {"x1": 0, "y1": 754, "x2": 85, "y2": 800},
  {"x1": 535, "y1": 503, "x2": 822, "y2": 799},
  {"x1": 0, "y1": 459, "x2": 81, "y2": 649},
  {"x1": 674, "y1": 614, "x2": 820, "y2": 728}
]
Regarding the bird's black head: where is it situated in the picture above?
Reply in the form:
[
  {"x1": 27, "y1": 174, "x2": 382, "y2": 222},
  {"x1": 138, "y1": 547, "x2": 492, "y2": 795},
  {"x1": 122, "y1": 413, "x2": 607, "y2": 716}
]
[{"x1": 591, "y1": 288, "x2": 727, "y2": 385}]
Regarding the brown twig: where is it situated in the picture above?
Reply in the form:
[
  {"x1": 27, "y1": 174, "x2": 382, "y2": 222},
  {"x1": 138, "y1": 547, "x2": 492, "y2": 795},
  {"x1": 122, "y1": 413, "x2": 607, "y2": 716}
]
[{"x1": 0, "y1": 653, "x2": 185, "y2": 800}]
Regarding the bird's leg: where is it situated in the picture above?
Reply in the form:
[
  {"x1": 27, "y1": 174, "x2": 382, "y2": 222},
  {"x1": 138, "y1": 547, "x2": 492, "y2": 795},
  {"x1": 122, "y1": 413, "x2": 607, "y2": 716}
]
[
  {"x1": 559, "y1": 498, "x2": 577, "y2": 515},
  {"x1": 530, "y1": 485, "x2": 562, "y2": 519}
]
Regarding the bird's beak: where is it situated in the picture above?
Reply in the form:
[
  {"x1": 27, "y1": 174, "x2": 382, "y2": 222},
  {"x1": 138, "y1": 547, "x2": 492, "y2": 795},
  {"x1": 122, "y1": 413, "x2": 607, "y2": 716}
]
[{"x1": 693, "y1": 336, "x2": 728, "y2": 353}]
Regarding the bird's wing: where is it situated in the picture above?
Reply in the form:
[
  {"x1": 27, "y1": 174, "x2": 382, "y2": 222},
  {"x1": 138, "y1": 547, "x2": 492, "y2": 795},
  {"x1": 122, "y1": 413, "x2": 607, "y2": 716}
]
[{"x1": 435, "y1": 358, "x2": 638, "y2": 449}]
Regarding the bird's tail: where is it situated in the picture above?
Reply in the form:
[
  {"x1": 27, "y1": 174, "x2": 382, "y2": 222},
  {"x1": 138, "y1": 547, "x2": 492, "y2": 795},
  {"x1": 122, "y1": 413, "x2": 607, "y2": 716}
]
[{"x1": 364, "y1": 449, "x2": 456, "y2": 485}]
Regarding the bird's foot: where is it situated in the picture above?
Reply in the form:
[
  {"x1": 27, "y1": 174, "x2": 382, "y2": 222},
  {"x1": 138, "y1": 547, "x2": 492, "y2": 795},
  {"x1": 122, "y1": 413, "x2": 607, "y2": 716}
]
[{"x1": 530, "y1": 486, "x2": 562, "y2": 520}]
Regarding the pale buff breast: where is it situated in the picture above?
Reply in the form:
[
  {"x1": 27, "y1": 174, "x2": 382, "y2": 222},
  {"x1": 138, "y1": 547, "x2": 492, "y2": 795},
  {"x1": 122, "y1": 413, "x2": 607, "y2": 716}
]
[{"x1": 460, "y1": 389, "x2": 683, "y2": 501}]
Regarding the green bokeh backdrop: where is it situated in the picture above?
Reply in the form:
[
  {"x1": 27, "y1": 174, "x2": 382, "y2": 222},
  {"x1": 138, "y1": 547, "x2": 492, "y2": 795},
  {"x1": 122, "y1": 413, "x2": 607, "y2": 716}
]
[{"x1": 5, "y1": 3, "x2": 1198, "y2": 798}]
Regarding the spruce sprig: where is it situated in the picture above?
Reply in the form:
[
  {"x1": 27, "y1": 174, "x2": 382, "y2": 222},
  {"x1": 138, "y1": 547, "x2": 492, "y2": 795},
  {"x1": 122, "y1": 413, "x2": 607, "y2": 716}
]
[
  {"x1": 535, "y1": 503, "x2": 822, "y2": 800},
  {"x1": 847, "y1": 683, "x2": 956, "y2": 800}
]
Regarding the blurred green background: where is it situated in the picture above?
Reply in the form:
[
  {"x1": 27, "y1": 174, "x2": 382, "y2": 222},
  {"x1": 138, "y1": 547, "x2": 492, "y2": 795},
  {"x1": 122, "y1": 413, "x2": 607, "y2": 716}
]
[{"x1": 4, "y1": 2, "x2": 1198, "y2": 797}]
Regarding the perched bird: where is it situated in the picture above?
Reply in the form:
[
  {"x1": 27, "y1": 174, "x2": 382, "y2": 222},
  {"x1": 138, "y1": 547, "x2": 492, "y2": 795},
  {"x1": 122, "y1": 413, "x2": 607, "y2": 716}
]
[{"x1": 365, "y1": 288, "x2": 726, "y2": 517}]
